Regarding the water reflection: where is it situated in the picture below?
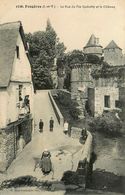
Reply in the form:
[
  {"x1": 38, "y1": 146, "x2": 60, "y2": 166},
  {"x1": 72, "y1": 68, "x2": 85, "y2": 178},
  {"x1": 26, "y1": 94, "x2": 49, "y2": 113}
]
[{"x1": 94, "y1": 132, "x2": 125, "y2": 176}]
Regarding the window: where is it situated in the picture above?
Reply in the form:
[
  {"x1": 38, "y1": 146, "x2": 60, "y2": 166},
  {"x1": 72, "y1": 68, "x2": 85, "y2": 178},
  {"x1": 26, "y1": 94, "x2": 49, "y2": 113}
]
[
  {"x1": 16, "y1": 46, "x2": 20, "y2": 59},
  {"x1": 19, "y1": 85, "x2": 23, "y2": 101},
  {"x1": 104, "y1": 95, "x2": 110, "y2": 108}
]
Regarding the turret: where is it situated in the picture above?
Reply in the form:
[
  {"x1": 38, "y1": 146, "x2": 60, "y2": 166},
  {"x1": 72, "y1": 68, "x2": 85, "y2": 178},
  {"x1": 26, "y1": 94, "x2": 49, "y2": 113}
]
[
  {"x1": 104, "y1": 40, "x2": 123, "y2": 66},
  {"x1": 83, "y1": 34, "x2": 103, "y2": 57}
]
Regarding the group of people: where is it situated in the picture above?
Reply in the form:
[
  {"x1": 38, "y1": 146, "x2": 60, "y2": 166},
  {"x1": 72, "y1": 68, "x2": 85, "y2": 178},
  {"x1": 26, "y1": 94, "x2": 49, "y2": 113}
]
[
  {"x1": 39, "y1": 117, "x2": 54, "y2": 133},
  {"x1": 38, "y1": 118, "x2": 54, "y2": 176},
  {"x1": 39, "y1": 117, "x2": 70, "y2": 135},
  {"x1": 37, "y1": 120, "x2": 89, "y2": 176},
  {"x1": 37, "y1": 119, "x2": 69, "y2": 176}
]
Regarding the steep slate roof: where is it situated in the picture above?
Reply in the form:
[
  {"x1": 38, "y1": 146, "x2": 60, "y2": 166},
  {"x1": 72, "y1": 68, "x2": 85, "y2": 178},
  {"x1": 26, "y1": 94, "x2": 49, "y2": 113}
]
[
  {"x1": 84, "y1": 34, "x2": 102, "y2": 48},
  {"x1": 0, "y1": 21, "x2": 32, "y2": 88},
  {"x1": 104, "y1": 40, "x2": 122, "y2": 50}
]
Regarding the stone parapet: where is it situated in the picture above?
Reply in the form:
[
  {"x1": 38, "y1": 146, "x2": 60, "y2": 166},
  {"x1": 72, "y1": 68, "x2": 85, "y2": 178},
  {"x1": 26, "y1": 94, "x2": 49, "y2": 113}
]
[{"x1": 48, "y1": 91, "x2": 64, "y2": 127}]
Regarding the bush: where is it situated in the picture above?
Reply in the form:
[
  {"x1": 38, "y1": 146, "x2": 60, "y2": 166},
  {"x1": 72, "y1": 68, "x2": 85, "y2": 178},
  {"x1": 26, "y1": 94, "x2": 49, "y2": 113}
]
[
  {"x1": 69, "y1": 101, "x2": 80, "y2": 120},
  {"x1": 57, "y1": 91, "x2": 80, "y2": 120},
  {"x1": 88, "y1": 112, "x2": 122, "y2": 136}
]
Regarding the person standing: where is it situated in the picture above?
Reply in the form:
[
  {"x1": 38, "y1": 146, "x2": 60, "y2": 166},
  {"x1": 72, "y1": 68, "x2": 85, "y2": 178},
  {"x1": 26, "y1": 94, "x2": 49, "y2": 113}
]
[
  {"x1": 39, "y1": 119, "x2": 44, "y2": 133},
  {"x1": 49, "y1": 117, "x2": 54, "y2": 131},
  {"x1": 64, "y1": 120, "x2": 69, "y2": 135},
  {"x1": 40, "y1": 149, "x2": 52, "y2": 175}
]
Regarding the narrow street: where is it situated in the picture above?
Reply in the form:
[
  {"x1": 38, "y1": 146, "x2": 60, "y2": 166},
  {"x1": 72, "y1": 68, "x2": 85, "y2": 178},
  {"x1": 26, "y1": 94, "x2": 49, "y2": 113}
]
[
  {"x1": 0, "y1": 91, "x2": 123, "y2": 195},
  {"x1": 0, "y1": 90, "x2": 83, "y2": 183}
]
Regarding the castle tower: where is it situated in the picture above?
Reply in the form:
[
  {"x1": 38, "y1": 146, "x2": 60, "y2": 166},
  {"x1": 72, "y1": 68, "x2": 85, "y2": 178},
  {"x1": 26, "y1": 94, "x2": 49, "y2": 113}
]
[
  {"x1": 104, "y1": 40, "x2": 123, "y2": 66},
  {"x1": 83, "y1": 34, "x2": 103, "y2": 57},
  {"x1": 70, "y1": 63, "x2": 95, "y2": 118}
]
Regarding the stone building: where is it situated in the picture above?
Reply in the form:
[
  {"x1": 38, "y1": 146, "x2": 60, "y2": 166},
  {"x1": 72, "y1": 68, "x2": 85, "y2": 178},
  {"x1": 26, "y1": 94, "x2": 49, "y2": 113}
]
[
  {"x1": 0, "y1": 21, "x2": 34, "y2": 172},
  {"x1": 70, "y1": 63, "x2": 98, "y2": 117},
  {"x1": 87, "y1": 40, "x2": 125, "y2": 116},
  {"x1": 104, "y1": 40, "x2": 125, "y2": 66},
  {"x1": 83, "y1": 34, "x2": 103, "y2": 57},
  {"x1": 70, "y1": 34, "x2": 103, "y2": 116},
  {"x1": 70, "y1": 34, "x2": 125, "y2": 117},
  {"x1": 88, "y1": 65, "x2": 125, "y2": 116}
]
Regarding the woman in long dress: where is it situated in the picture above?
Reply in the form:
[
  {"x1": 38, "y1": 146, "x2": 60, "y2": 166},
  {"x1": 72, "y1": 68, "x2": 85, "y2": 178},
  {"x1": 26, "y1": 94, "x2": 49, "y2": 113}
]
[{"x1": 40, "y1": 150, "x2": 52, "y2": 175}]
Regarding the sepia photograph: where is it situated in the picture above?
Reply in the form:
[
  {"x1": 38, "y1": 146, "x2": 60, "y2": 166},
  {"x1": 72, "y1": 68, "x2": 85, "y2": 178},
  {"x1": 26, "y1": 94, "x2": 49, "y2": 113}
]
[{"x1": 0, "y1": 0, "x2": 125, "y2": 194}]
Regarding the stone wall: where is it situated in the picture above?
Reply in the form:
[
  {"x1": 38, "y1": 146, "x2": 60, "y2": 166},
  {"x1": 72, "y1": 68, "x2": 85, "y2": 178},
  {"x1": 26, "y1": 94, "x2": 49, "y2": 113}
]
[
  {"x1": 0, "y1": 117, "x2": 32, "y2": 172},
  {"x1": 0, "y1": 126, "x2": 15, "y2": 172},
  {"x1": 71, "y1": 63, "x2": 97, "y2": 100},
  {"x1": 104, "y1": 48, "x2": 123, "y2": 66},
  {"x1": 20, "y1": 119, "x2": 32, "y2": 144},
  {"x1": 95, "y1": 87, "x2": 119, "y2": 116},
  {"x1": 58, "y1": 77, "x2": 65, "y2": 89},
  {"x1": 88, "y1": 88, "x2": 95, "y2": 116},
  {"x1": 119, "y1": 87, "x2": 125, "y2": 120},
  {"x1": 49, "y1": 91, "x2": 64, "y2": 127},
  {"x1": 84, "y1": 46, "x2": 102, "y2": 57},
  {"x1": 70, "y1": 63, "x2": 96, "y2": 117},
  {"x1": 88, "y1": 87, "x2": 119, "y2": 116},
  {"x1": 71, "y1": 127, "x2": 82, "y2": 139},
  {"x1": 94, "y1": 76, "x2": 118, "y2": 88}
]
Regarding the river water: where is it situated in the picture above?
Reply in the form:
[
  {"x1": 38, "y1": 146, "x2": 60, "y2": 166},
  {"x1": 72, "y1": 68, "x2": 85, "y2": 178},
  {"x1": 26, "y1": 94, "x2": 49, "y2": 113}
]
[{"x1": 94, "y1": 132, "x2": 125, "y2": 176}]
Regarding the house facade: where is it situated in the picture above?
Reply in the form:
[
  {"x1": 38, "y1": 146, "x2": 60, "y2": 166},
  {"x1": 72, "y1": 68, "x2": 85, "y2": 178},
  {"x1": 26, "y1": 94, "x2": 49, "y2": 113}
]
[
  {"x1": 88, "y1": 65, "x2": 125, "y2": 116},
  {"x1": 0, "y1": 22, "x2": 34, "y2": 172}
]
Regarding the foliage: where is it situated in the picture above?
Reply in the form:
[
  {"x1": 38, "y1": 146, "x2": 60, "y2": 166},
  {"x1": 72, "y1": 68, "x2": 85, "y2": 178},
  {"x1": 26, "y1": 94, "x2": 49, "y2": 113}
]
[
  {"x1": 65, "y1": 50, "x2": 85, "y2": 66},
  {"x1": 57, "y1": 91, "x2": 80, "y2": 120},
  {"x1": 57, "y1": 51, "x2": 104, "y2": 90},
  {"x1": 25, "y1": 19, "x2": 66, "y2": 89},
  {"x1": 91, "y1": 60, "x2": 125, "y2": 79},
  {"x1": 85, "y1": 54, "x2": 102, "y2": 64},
  {"x1": 57, "y1": 50, "x2": 85, "y2": 90},
  {"x1": 88, "y1": 112, "x2": 122, "y2": 136}
]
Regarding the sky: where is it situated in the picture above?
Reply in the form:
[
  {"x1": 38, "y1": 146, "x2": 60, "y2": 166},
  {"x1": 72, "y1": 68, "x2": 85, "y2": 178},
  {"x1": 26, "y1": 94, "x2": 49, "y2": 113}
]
[{"x1": 0, "y1": 0, "x2": 125, "y2": 52}]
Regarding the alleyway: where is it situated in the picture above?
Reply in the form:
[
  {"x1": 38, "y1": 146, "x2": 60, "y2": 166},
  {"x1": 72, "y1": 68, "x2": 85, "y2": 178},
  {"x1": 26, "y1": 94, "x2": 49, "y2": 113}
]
[{"x1": 0, "y1": 90, "x2": 83, "y2": 183}]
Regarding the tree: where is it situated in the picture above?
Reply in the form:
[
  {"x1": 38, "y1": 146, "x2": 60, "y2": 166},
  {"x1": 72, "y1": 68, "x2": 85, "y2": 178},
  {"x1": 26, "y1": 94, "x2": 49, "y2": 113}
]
[
  {"x1": 25, "y1": 20, "x2": 66, "y2": 89},
  {"x1": 85, "y1": 54, "x2": 102, "y2": 64},
  {"x1": 57, "y1": 50, "x2": 84, "y2": 90},
  {"x1": 66, "y1": 50, "x2": 85, "y2": 66}
]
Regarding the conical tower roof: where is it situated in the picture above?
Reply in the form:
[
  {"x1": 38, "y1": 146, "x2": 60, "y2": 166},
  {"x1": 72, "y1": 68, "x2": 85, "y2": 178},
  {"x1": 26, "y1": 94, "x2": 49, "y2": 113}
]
[
  {"x1": 84, "y1": 34, "x2": 102, "y2": 48},
  {"x1": 104, "y1": 40, "x2": 122, "y2": 50},
  {"x1": 86, "y1": 34, "x2": 96, "y2": 47}
]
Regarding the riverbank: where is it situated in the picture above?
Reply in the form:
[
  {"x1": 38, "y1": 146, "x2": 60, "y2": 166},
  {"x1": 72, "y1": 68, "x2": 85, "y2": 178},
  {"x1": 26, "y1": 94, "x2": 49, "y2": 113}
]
[{"x1": 53, "y1": 94, "x2": 125, "y2": 194}]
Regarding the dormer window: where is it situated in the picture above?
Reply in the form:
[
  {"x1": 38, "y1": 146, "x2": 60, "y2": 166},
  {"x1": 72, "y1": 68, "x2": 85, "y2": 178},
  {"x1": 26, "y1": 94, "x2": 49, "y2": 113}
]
[{"x1": 16, "y1": 46, "x2": 20, "y2": 59}]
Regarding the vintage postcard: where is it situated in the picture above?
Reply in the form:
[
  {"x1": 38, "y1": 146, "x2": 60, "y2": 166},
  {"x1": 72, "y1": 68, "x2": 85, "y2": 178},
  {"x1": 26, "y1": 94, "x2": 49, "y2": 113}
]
[{"x1": 0, "y1": 0, "x2": 125, "y2": 194}]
